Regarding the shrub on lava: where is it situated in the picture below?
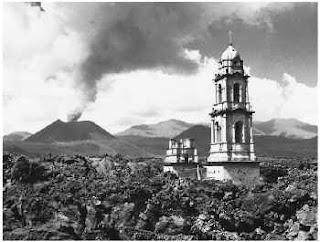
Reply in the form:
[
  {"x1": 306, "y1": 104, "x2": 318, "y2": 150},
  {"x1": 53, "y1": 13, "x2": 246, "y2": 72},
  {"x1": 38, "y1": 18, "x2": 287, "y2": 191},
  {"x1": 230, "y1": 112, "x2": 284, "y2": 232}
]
[{"x1": 11, "y1": 156, "x2": 48, "y2": 184}]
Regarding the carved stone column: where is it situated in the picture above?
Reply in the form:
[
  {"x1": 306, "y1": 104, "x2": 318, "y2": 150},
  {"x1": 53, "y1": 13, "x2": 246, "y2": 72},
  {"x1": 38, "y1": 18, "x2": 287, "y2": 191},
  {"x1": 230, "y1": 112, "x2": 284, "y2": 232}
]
[
  {"x1": 232, "y1": 124, "x2": 235, "y2": 143},
  {"x1": 242, "y1": 123, "x2": 246, "y2": 143},
  {"x1": 230, "y1": 84, "x2": 234, "y2": 103},
  {"x1": 215, "y1": 83, "x2": 217, "y2": 104},
  {"x1": 249, "y1": 117, "x2": 253, "y2": 143},
  {"x1": 211, "y1": 120, "x2": 214, "y2": 144}
]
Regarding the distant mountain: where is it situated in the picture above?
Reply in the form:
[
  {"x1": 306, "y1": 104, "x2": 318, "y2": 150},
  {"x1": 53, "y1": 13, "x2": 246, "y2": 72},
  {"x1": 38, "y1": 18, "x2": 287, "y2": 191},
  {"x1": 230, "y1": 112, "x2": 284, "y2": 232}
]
[
  {"x1": 3, "y1": 131, "x2": 32, "y2": 142},
  {"x1": 7, "y1": 120, "x2": 152, "y2": 158},
  {"x1": 116, "y1": 118, "x2": 317, "y2": 140},
  {"x1": 5, "y1": 118, "x2": 317, "y2": 158},
  {"x1": 175, "y1": 125, "x2": 211, "y2": 157},
  {"x1": 26, "y1": 119, "x2": 115, "y2": 143},
  {"x1": 113, "y1": 118, "x2": 317, "y2": 158},
  {"x1": 117, "y1": 135, "x2": 168, "y2": 156},
  {"x1": 173, "y1": 125, "x2": 317, "y2": 158},
  {"x1": 116, "y1": 119, "x2": 193, "y2": 138},
  {"x1": 253, "y1": 119, "x2": 317, "y2": 139}
]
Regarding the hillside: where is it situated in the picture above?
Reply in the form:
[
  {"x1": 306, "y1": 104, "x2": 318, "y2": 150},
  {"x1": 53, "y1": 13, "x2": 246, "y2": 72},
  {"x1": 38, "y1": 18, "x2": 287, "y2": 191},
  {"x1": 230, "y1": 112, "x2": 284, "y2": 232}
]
[
  {"x1": 3, "y1": 131, "x2": 32, "y2": 142},
  {"x1": 26, "y1": 119, "x2": 114, "y2": 143},
  {"x1": 116, "y1": 119, "x2": 193, "y2": 138},
  {"x1": 117, "y1": 135, "x2": 168, "y2": 156},
  {"x1": 254, "y1": 136, "x2": 317, "y2": 159},
  {"x1": 254, "y1": 119, "x2": 317, "y2": 139},
  {"x1": 3, "y1": 139, "x2": 153, "y2": 158}
]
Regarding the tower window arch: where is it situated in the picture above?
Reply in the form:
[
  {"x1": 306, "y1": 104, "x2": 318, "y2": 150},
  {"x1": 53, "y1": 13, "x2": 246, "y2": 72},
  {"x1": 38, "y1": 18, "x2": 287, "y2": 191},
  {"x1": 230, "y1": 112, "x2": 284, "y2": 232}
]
[
  {"x1": 233, "y1": 60, "x2": 240, "y2": 67},
  {"x1": 215, "y1": 122, "x2": 222, "y2": 143},
  {"x1": 218, "y1": 84, "x2": 222, "y2": 103},
  {"x1": 233, "y1": 83, "x2": 240, "y2": 103},
  {"x1": 235, "y1": 121, "x2": 243, "y2": 143}
]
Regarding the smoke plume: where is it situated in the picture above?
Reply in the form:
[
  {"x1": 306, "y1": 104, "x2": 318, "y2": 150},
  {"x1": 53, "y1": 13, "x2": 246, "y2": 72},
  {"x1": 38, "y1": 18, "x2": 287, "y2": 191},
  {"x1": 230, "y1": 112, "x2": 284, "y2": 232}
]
[
  {"x1": 73, "y1": 3, "x2": 206, "y2": 107},
  {"x1": 67, "y1": 110, "x2": 82, "y2": 122}
]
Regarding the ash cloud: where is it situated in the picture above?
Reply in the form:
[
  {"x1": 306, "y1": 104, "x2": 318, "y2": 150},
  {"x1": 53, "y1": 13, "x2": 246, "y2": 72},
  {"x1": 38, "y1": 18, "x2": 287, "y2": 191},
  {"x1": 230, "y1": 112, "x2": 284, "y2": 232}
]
[{"x1": 69, "y1": 3, "x2": 208, "y2": 115}]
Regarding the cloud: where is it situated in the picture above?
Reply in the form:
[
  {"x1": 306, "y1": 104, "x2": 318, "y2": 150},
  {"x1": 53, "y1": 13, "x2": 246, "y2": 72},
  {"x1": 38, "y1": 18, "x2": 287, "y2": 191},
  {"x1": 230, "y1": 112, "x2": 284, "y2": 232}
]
[
  {"x1": 175, "y1": 105, "x2": 207, "y2": 113},
  {"x1": 79, "y1": 56, "x2": 316, "y2": 133},
  {"x1": 71, "y1": 2, "x2": 295, "y2": 109},
  {"x1": 133, "y1": 109, "x2": 160, "y2": 118},
  {"x1": 56, "y1": 2, "x2": 208, "y2": 115},
  {"x1": 204, "y1": 2, "x2": 294, "y2": 30},
  {"x1": 3, "y1": 3, "x2": 87, "y2": 133},
  {"x1": 4, "y1": 2, "x2": 297, "y2": 117},
  {"x1": 3, "y1": 44, "x2": 317, "y2": 134},
  {"x1": 80, "y1": 56, "x2": 215, "y2": 133},
  {"x1": 277, "y1": 73, "x2": 296, "y2": 99},
  {"x1": 249, "y1": 73, "x2": 317, "y2": 125},
  {"x1": 4, "y1": 2, "x2": 315, "y2": 134}
]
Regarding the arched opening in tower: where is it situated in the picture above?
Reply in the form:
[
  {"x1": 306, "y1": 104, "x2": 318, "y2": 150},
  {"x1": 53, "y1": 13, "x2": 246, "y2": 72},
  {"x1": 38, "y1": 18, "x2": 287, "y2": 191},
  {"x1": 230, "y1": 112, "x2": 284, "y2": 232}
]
[
  {"x1": 215, "y1": 122, "x2": 222, "y2": 143},
  {"x1": 235, "y1": 121, "x2": 243, "y2": 143},
  {"x1": 218, "y1": 84, "x2": 222, "y2": 103},
  {"x1": 233, "y1": 83, "x2": 240, "y2": 103}
]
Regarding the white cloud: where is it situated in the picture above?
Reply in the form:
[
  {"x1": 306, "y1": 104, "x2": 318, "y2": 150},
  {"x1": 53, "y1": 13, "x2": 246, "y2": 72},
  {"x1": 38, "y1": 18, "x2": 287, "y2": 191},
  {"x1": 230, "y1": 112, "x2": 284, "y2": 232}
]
[
  {"x1": 82, "y1": 56, "x2": 216, "y2": 133},
  {"x1": 81, "y1": 56, "x2": 317, "y2": 133},
  {"x1": 3, "y1": 3, "x2": 88, "y2": 134},
  {"x1": 249, "y1": 73, "x2": 317, "y2": 125}
]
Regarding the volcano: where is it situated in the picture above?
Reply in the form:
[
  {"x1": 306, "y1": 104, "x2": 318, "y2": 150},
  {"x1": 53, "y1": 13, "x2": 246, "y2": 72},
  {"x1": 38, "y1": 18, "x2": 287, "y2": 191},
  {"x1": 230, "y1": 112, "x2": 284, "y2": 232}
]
[
  {"x1": 26, "y1": 119, "x2": 115, "y2": 143},
  {"x1": 12, "y1": 119, "x2": 151, "y2": 157}
]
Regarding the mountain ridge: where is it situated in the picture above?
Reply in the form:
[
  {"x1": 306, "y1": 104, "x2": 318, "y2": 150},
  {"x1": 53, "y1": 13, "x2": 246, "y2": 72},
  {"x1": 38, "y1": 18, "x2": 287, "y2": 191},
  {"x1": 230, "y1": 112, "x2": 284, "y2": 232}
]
[
  {"x1": 116, "y1": 118, "x2": 317, "y2": 140},
  {"x1": 4, "y1": 118, "x2": 317, "y2": 158},
  {"x1": 254, "y1": 118, "x2": 317, "y2": 139},
  {"x1": 174, "y1": 125, "x2": 317, "y2": 158},
  {"x1": 3, "y1": 131, "x2": 32, "y2": 142},
  {"x1": 116, "y1": 119, "x2": 194, "y2": 138}
]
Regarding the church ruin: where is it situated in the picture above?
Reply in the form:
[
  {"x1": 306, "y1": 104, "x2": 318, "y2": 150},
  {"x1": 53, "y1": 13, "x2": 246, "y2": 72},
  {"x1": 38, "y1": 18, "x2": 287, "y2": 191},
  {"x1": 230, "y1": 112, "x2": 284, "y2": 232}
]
[
  {"x1": 204, "y1": 34, "x2": 260, "y2": 186},
  {"x1": 163, "y1": 138, "x2": 201, "y2": 180},
  {"x1": 164, "y1": 138, "x2": 199, "y2": 164},
  {"x1": 163, "y1": 33, "x2": 260, "y2": 186}
]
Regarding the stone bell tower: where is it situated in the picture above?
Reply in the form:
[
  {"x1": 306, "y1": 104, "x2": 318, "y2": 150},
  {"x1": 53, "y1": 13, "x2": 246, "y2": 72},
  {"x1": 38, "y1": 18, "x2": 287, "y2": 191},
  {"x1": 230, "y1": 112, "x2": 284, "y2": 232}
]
[{"x1": 205, "y1": 32, "x2": 259, "y2": 186}]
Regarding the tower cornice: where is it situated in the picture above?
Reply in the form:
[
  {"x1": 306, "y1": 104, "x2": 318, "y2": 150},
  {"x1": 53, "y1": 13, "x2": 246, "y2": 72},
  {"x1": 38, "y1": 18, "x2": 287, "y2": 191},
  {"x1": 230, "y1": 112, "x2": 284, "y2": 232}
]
[
  {"x1": 210, "y1": 108, "x2": 255, "y2": 117},
  {"x1": 214, "y1": 72, "x2": 250, "y2": 82}
]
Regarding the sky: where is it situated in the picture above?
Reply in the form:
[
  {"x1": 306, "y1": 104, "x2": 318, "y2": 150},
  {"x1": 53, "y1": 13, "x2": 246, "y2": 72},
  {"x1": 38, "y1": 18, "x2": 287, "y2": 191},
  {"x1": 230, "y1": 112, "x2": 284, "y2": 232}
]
[{"x1": 2, "y1": 2, "x2": 318, "y2": 135}]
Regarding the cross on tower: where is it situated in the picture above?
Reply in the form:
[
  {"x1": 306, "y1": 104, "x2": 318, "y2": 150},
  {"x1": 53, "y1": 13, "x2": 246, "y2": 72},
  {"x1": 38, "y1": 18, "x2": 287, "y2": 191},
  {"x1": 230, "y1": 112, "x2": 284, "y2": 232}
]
[{"x1": 229, "y1": 30, "x2": 233, "y2": 46}]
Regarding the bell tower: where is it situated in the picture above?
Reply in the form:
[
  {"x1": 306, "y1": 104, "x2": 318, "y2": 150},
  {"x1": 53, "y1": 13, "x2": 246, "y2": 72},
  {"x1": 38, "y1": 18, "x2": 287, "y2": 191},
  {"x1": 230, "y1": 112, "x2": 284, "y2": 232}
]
[{"x1": 205, "y1": 33, "x2": 259, "y2": 186}]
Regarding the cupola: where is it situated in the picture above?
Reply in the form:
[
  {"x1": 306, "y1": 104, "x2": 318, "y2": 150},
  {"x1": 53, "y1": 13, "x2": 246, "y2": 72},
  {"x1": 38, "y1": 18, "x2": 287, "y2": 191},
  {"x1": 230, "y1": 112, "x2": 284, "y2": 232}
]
[
  {"x1": 217, "y1": 31, "x2": 244, "y2": 76},
  {"x1": 221, "y1": 45, "x2": 240, "y2": 61}
]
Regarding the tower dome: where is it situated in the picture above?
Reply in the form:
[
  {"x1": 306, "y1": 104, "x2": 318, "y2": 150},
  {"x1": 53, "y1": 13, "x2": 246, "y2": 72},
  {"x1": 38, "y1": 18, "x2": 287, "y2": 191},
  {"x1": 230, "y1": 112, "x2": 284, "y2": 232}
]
[
  {"x1": 221, "y1": 45, "x2": 240, "y2": 61},
  {"x1": 217, "y1": 32, "x2": 244, "y2": 76}
]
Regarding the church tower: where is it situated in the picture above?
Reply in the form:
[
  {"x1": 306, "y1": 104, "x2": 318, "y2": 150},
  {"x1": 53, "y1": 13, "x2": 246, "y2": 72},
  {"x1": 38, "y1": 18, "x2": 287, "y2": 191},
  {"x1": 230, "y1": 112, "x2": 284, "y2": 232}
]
[{"x1": 205, "y1": 32, "x2": 259, "y2": 186}]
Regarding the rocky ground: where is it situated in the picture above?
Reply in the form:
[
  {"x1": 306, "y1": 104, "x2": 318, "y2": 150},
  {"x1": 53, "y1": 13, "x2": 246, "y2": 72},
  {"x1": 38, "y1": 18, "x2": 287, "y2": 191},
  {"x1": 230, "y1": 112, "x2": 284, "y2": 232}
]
[{"x1": 3, "y1": 152, "x2": 317, "y2": 240}]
